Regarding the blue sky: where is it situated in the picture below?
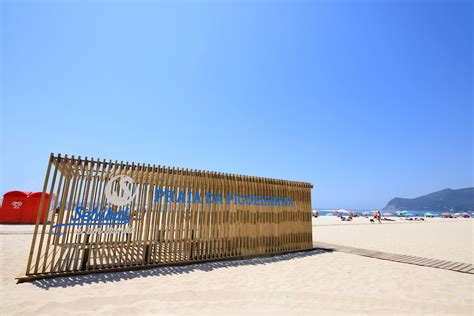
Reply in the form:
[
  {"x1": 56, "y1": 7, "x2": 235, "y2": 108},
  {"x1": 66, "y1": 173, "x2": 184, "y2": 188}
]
[{"x1": 1, "y1": 0, "x2": 472, "y2": 209}]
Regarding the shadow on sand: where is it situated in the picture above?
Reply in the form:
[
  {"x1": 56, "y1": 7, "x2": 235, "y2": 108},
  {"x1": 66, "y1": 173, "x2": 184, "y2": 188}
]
[{"x1": 31, "y1": 248, "x2": 333, "y2": 290}]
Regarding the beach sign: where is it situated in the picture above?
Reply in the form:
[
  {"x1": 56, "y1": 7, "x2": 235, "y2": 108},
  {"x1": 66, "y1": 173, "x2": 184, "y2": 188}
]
[{"x1": 18, "y1": 154, "x2": 313, "y2": 282}]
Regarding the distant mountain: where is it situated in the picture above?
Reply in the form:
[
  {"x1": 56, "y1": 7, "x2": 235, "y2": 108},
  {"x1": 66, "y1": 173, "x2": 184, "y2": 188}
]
[{"x1": 383, "y1": 188, "x2": 474, "y2": 212}]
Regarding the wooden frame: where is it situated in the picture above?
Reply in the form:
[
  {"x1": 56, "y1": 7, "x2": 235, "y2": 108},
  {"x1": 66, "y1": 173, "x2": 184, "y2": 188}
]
[{"x1": 17, "y1": 154, "x2": 313, "y2": 282}]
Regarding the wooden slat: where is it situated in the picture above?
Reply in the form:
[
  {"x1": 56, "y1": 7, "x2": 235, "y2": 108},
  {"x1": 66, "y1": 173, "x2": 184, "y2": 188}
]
[
  {"x1": 315, "y1": 242, "x2": 473, "y2": 274},
  {"x1": 21, "y1": 154, "x2": 313, "y2": 281}
]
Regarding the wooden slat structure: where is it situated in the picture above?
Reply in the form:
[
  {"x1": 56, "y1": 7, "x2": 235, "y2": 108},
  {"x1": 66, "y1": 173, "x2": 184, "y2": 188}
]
[
  {"x1": 315, "y1": 242, "x2": 474, "y2": 274},
  {"x1": 17, "y1": 154, "x2": 313, "y2": 282}
]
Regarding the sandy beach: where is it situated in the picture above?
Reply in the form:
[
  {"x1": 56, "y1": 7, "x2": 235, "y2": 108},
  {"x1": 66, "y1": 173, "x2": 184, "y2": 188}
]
[
  {"x1": 3, "y1": 0, "x2": 472, "y2": 314},
  {"x1": 0, "y1": 217, "x2": 472, "y2": 315}
]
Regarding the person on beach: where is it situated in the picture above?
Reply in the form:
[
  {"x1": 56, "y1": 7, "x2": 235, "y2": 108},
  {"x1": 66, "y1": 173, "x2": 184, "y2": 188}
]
[{"x1": 376, "y1": 210, "x2": 382, "y2": 223}]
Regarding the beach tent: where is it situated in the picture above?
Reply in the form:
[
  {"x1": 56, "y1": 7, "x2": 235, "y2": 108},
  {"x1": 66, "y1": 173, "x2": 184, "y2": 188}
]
[
  {"x1": 0, "y1": 191, "x2": 51, "y2": 224},
  {"x1": 0, "y1": 191, "x2": 30, "y2": 223}
]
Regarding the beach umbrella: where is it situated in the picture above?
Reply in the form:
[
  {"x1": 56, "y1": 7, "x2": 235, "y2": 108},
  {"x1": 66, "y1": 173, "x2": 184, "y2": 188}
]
[
  {"x1": 362, "y1": 211, "x2": 369, "y2": 216},
  {"x1": 396, "y1": 210, "x2": 409, "y2": 217},
  {"x1": 383, "y1": 212, "x2": 393, "y2": 216}
]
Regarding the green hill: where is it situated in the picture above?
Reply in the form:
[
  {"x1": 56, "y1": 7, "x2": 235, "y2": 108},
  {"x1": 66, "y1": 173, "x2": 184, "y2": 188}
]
[{"x1": 383, "y1": 188, "x2": 474, "y2": 212}]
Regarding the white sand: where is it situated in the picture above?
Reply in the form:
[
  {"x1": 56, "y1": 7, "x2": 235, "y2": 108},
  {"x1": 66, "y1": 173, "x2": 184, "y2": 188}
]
[
  {"x1": 313, "y1": 217, "x2": 474, "y2": 263},
  {"x1": 0, "y1": 218, "x2": 473, "y2": 315}
]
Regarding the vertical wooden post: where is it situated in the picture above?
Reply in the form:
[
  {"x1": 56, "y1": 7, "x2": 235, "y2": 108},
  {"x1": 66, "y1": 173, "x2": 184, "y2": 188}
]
[{"x1": 21, "y1": 153, "x2": 313, "y2": 281}]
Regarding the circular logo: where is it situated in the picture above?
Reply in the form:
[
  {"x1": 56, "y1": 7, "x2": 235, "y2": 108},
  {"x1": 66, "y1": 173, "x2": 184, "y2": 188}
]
[
  {"x1": 12, "y1": 201, "x2": 23, "y2": 209},
  {"x1": 104, "y1": 175, "x2": 137, "y2": 207}
]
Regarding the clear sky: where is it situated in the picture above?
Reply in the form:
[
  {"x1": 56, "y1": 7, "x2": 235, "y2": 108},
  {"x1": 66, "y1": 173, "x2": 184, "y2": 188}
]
[{"x1": 1, "y1": 0, "x2": 472, "y2": 210}]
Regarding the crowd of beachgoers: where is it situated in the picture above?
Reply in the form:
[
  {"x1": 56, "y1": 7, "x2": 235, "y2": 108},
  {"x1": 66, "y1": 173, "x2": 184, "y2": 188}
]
[{"x1": 313, "y1": 209, "x2": 473, "y2": 219}]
